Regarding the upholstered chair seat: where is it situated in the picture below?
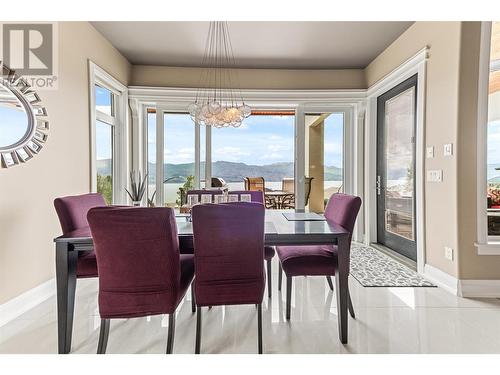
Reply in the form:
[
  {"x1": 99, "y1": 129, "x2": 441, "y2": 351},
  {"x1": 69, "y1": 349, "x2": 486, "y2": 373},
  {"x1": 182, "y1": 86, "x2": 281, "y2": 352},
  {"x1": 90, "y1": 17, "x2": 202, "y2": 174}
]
[
  {"x1": 276, "y1": 193, "x2": 361, "y2": 321},
  {"x1": 87, "y1": 206, "x2": 195, "y2": 354},
  {"x1": 192, "y1": 202, "x2": 266, "y2": 354},
  {"x1": 54, "y1": 193, "x2": 107, "y2": 279},
  {"x1": 276, "y1": 244, "x2": 337, "y2": 276}
]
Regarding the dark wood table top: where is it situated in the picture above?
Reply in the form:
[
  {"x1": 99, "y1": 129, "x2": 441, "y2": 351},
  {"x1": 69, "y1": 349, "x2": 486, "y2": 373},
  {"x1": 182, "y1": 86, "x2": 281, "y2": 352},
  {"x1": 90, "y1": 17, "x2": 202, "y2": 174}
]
[{"x1": 54, "y1": 209, "x2": 350, "y2": 247}]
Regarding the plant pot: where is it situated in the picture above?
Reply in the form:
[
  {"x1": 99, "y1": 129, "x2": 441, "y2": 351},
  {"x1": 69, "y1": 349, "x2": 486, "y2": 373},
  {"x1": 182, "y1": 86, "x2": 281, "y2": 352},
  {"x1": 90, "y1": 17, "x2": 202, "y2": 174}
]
[{"x1": 132, "y1": 201, "x2": 141, "y2": 206}]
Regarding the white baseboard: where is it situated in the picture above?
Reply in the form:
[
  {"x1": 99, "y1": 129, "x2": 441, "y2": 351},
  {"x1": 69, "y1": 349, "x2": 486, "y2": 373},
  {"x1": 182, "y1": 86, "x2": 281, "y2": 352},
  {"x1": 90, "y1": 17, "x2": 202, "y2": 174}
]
[
  {"x1": 0, "y1": 278, "x2": 55, "y2": 327},
  {"x1": 423, "y1": 264, "x2": 458, "y2": 295},
  {"x1": 458, "y1": 279, "x2": 500, "y2": 298}
]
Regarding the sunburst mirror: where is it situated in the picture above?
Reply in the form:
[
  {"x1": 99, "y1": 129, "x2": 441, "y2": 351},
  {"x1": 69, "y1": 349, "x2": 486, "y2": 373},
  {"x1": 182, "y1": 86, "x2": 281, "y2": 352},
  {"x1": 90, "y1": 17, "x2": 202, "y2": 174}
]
[{"x1": 0, "y1": 62, "x2": 49, "y2": 168}]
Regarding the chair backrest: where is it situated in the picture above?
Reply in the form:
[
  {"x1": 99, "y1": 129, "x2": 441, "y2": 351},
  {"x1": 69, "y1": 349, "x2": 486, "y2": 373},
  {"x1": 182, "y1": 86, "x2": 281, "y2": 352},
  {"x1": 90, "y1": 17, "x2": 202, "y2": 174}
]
[
  {"x1": 229, "y1": 190, "x2": 264, "y2": 204},
  {"x1": 324, "y1": 193, "x2": 362, "y2": 237},
  {"x1": 211, "y1": 177, "x2": 227, "y2": 188},
  {"x1": 282, "y1": 178, "x2": 294, "y2": 193},
  {"x1": 244, "y1": 177, "x2": 265, "y2": 192},
  {"x1": 87, "y1": 206, "x2": 182, "y2": 318},
  {"x1": 186, "y1": 189, "x2": 223, "y2": 204},
  {"x1": 192, "y1": 202, "x2": 265, "y2": 306},
  {"x1": 304, "y1": 177, "x2": 314, "y2": 206},
  {"x1": 54, "y1": 193, "x2": 106, "y2": 234}
]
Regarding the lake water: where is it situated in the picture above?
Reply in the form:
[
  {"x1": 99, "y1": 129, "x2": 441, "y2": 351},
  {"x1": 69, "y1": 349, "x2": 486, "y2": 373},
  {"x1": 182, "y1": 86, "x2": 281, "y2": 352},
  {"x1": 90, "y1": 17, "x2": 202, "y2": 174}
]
[
  {"x1": 149, "y1": 181, "x2": 343, "y2": 205},
  {"x1": 148, "y1": 179, "x2": 408, "y2": 205}
]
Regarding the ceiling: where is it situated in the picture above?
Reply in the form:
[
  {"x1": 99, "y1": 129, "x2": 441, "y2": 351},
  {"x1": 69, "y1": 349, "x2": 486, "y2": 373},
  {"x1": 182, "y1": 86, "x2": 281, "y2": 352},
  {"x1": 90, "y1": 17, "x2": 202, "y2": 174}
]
[{"x1": 91, "y1": 21, "x2": 413, "y2": 70}]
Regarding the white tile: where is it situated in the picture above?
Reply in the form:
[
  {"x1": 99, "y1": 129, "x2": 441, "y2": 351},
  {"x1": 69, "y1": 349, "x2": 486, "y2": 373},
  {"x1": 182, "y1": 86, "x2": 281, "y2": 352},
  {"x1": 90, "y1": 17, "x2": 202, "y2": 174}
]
[{"x1": 2, "y1": 258, "x2": 500, "y2": 354}]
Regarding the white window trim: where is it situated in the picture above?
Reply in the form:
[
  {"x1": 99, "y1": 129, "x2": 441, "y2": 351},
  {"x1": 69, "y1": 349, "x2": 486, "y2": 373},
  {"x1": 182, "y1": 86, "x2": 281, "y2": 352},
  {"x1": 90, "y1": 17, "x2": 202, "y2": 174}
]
[
  {"x1": 475, "y1": 21, "x2": 500, "y2": 255},
  {"x1": 365, "y1": 47, "x2": 428, "y2": 274},
  {"x1": 128, "y1": 88, "x2": 365, "y2": 212},
  {"x1": 295, "y1": 103, "x2": 358, "y2": 209},
  {"x1": 89, "y1": 61, "x2": 129, "y2": 204}
]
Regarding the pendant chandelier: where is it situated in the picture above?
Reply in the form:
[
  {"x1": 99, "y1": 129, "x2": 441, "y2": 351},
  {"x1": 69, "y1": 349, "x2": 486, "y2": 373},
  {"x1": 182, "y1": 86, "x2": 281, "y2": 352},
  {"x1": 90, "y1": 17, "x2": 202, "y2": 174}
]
[{"x1": 188, "y1": 21, "x2": 251, "y2": 128}]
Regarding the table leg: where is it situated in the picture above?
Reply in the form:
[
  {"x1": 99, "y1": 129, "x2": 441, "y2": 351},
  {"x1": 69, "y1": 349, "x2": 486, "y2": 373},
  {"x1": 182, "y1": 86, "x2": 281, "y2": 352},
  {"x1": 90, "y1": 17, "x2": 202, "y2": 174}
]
[
  {"x1": 335, "y1": 235, "x2": 350, "y2": 344},
  {"x1": 55, "y1": 242, "x2": 78, "y2": 354}
]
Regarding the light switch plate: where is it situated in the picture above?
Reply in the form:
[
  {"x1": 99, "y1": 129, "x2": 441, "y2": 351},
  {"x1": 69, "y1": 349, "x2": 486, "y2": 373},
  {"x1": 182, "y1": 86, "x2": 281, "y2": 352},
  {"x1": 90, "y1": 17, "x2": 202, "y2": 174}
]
[
  {"x1": 444, "y1": 143, "x2": 453, "y2": 156},
  {"x1": 427, "y1": 170, "x2": 443, "y2": 182},
  {"x1": 426, "y1": 146, "x2": 434, "y2": 158},
  {"x1": 445, "y1": 247, "x2": 454, "y2": 261}
]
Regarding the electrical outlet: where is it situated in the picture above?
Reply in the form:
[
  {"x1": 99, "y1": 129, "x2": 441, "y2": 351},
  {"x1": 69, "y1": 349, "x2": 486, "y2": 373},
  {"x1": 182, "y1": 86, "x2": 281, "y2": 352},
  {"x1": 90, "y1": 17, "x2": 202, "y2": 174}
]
[
  {"x1": 427, "y1": 170, "x2": 443, "y2": 182},
  {"x1": 444, "y1": 247, "x2": 454, "y2": 261},
  {"x1": 444, "y1": 143, "x2": 453, "y2": 156},
  {"x1": 426, "y1": 146, "x2": 434, "y2": 158}
]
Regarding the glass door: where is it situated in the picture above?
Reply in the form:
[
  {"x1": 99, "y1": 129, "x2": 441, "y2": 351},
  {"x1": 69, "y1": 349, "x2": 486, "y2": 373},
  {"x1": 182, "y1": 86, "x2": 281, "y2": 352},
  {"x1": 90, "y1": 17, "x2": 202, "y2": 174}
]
[
  {"x1": 376, "y1": 74, "x2": 417, "y2": 261},
  {"x1": 303, "y1": 112, "x2": 345, "y2": 212}
]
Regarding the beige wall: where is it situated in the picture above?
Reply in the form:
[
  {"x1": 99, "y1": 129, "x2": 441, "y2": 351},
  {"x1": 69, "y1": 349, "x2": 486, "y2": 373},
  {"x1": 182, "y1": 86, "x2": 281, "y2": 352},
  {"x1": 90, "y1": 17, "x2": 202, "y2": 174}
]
[
  {"x1": 131, "y1": 65, "x2": 366, "y2": 90},
  {"x1": 366, "y1": 22, "x2": 462, "y2": 277},
  {"x1": 456, "y1": 22, "x2": 500, "y2": 280},
  {"x1": 0, "y1": 22, "x2": 131, "y2": 304},
  {"x1": 367, "y1": 21, "x2": 500, "y2": 280}
]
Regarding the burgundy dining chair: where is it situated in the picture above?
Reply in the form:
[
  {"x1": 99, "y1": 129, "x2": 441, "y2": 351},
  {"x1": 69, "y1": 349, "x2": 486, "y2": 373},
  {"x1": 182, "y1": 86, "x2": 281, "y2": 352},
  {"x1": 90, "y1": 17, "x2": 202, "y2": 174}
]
[
  {"x1": 87, "y1": 206, "x2": 195, "y2": 354},
  {"x1": 276, "y1": 193, "x2": 361, "y2": 321},
  {"x1": 54, "y1": 193, "x2": 106, "y2": 279},
  {"x1": 192, "y1": 202, "x2": 266, "y2": 354},
  {"x1": 231, "y1": 190, "x2": 275, "y2": 298}
]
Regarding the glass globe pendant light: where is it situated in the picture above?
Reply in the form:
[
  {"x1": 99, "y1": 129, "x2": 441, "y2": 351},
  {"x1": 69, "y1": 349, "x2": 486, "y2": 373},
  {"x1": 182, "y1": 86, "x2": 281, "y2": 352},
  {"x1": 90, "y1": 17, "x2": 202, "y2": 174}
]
[{"x1": 189, "y1": 22, "x2": 251, "y2": 128}]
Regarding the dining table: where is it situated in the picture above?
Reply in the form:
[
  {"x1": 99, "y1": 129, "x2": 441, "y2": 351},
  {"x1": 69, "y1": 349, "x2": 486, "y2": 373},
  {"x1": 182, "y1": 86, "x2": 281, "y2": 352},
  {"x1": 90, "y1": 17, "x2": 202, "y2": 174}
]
[{"x1": 53, "y1": 209, "x2": 352, "y2": 354}]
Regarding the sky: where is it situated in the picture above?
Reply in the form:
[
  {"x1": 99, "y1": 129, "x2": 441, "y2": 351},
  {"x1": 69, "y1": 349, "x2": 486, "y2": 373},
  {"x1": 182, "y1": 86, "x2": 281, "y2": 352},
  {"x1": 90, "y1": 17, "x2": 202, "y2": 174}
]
[
  {"x1": 0, "y1": 106, "x2": 28, "y2": 147},
  {"x1": 95, "y1": 86, "x2": 113, "y2": 160},
  {"x1": 488, "y1": 120, "x2": 500, "y2": 164},
  {"x1": 145, "y1": 112, "x2": 344, "y2": 167}
]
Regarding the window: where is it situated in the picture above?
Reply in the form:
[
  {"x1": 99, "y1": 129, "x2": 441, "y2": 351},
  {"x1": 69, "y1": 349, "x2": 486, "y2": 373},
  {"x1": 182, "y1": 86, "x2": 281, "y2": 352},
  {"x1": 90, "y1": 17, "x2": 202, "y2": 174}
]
[
  {"x1": 487, "y1": 22, "x2": 500, "y2": 237},
  {"x1": 147, "y1": 109, "x2": 157, "y2": 205},
  {"x1": 324, "y1": 113, "x2": 344, "y2": 197},
  {"x1": 163, "y1": 113, "x2": 195, "y2": 207},
  {"x1": 90, "y1": 62, "x2": 127, "y2": 205},
  {"x1": 211, "y1": 113, "x2": 295, "y2": 191},
  {"x1": 95, "y1": 85, "x2": 115, "y2": 205}
]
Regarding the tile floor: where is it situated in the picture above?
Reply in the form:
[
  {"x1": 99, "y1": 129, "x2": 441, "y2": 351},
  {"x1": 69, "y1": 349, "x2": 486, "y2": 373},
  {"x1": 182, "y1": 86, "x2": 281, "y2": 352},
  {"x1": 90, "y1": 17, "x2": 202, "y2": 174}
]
[{"x1": 2, "y1": 258, "x2": 500, "y2": 354}]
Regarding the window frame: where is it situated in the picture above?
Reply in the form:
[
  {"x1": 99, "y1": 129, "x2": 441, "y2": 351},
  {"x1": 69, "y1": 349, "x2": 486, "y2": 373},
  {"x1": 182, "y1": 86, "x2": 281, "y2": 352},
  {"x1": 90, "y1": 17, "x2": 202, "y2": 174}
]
[
  {"x1": 475, "y1": 22, "x2": 500, "y2": 254},
  {"x1": 89, "y1": 61, "x2": 128, "y2": 204},
  {"x1": 130, "y1": 88, "x2": 365, "y2": 217}
]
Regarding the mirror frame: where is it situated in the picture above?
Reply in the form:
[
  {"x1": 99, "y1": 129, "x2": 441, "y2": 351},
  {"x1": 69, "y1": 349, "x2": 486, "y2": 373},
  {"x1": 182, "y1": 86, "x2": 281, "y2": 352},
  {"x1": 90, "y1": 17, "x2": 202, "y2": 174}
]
[{"x1": 0, "y1": 62, "x2": 49, "y2": 168}]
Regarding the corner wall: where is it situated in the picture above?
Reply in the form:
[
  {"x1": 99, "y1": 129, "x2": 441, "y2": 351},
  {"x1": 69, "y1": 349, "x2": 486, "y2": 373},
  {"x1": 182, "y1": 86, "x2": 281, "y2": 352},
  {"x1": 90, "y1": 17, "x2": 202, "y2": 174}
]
[
  {"x1": 366, "y1": 21, "x2": 500, "y2": 282},
  {"x1": 456, "y1": 22, "x2": 500, "y2": 280},
  {"x1": 0, "y1": 22, "x2": 131, "y2": 304},
  {"x1": 365, "y1": 22, "x2": 462, "y2": 278}
]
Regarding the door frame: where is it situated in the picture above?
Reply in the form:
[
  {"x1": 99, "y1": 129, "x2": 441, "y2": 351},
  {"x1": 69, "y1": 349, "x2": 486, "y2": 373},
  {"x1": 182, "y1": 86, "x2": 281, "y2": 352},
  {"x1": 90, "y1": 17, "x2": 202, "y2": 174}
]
[
  {"x1": 295, "y1": 103, "x2": 360, "y2": 209},
  {"x1": 129, "y1": 87, "x2": 366, "y2": 216},
  {"x1": 365, "y1": 47, "x2": 428, "y2": 274},
  {"x1": 376, "y1": 74, "x2": 418, "y2": 261}
]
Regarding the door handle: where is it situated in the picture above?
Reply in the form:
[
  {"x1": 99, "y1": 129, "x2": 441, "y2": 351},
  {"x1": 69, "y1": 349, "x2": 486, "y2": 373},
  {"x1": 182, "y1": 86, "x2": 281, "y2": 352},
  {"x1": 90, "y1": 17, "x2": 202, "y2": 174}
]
[{"x1": 376, "y1": 175, "x2": 382, "y2": 195}]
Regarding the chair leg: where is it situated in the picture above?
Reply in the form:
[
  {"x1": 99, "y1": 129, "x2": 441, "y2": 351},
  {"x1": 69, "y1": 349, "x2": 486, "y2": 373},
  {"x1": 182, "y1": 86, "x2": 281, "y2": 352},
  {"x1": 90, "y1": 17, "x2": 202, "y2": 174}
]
[
  {"x1": 286, "y1": 276, "x2": 292, "y2": 320},
  {"x1": 195, "y1": 306, "x2": 202, "y2": 354},
  {"x1": 266, "y1": 259, "x2": 272, "y2": 299},
  {"x1": 348, "y1": 289, "x2": 355, "y2": 319},
  {"x1": 166, "y1": 313, "x2": 176, "y2": 354},
  {"x1": 326, "y1": 276, "x2": 334, "y2": 291},
  {"x1": 257, "y1": 303, "x2": 263, "y2": 354},
  {"x1": 278, "y1": 263, "x2": 283, "y2": 291},
  {"x1": 97, "y1": 318, "x2": 110, "y2": 354},
  {"x1": 191, "y1": 283, "x2": 196, "y2": 313}
]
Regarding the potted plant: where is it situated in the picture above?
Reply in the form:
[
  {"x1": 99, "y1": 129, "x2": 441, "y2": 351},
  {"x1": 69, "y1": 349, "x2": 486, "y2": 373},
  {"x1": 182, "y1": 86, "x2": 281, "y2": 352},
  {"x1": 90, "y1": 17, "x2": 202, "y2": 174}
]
[{"x1": 125, "y1": 171, "x2": 148, "y2": 206}]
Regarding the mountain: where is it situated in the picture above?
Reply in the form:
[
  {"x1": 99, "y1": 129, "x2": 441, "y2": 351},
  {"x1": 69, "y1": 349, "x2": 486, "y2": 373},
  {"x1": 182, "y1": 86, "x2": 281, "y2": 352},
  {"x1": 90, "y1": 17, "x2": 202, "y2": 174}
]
[
  {"x1": 488, "y1": 164, "x2": 500, "y2": 182},
  {"x1": 96, "y1": 159, "x2": 111, "y2": 176},
  {"x1": 97, "y1": 158, "x2": 342, "y2": 183}
]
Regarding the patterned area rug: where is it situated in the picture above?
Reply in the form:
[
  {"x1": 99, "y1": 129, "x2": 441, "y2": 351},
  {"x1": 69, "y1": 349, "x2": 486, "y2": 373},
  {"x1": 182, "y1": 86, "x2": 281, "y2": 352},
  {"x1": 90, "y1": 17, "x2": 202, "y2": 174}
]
[{"x1": 350, "y1": 243, "x2": 436, "y2": 287}]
